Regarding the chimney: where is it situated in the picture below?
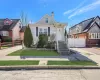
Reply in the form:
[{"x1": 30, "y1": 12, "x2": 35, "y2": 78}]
[{"x1": 51, "y1": 12, "x2": 54, "y2": 18}]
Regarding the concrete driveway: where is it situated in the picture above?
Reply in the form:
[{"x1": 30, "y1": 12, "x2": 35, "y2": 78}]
[
  {"x1": 71, "y1": 48, "x2": 100, "y2": 66},
  {"x1": 80, "y1": 48, "x2": 100, "y2": 55}
]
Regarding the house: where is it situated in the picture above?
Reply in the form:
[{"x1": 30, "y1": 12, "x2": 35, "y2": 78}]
[
  {"x1": 0, "y1": 18, "x2": 22, "y2": 41},
  {"x1": 29, "y1": 12, "x2": 67, "y2": 44},
  {"x1": 69, "y1": 16, "x2": 100, "y2": 47},
  {"x1": 20, "y1": 26, "x2": 26, "y2": 40}
]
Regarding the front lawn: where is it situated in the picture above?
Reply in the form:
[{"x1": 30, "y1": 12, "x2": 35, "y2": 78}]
[
  {"x1": 47, "y1": 61, "x2": 97, "y2": 66},
  {"x1": 0, "y1": 60, "x2": 39, "y2": 66},
  {"x1": 8, "y1": 49, "x2": 59, "y2": 56}
]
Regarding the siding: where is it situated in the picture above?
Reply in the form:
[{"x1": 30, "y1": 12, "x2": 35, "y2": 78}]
[{"x1": 12, "y1": 21, "x2": 20, "y2": 40}]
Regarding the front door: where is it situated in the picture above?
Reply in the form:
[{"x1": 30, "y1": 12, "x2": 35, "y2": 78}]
[{"x1": 57, "y1": 28, "x2": 62, "y2": 41}]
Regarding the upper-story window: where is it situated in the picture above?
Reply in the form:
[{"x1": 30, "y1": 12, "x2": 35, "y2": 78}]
[
  {"x1": 76, "y1": 25, "x2": 80, "y2": 33},
  {"x1": 45, "y1": 18, "x2": 48, "y2": 23}
]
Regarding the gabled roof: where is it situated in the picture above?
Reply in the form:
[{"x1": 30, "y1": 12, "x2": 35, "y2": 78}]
[
  {"x1": 0, "y1": 19, "x2": 20, "y2": 31},
  {"x1": 83, "y1": 16, "x2": 100, "y2": 31},
  {"x1": 70, "y1": 17, "x2": 94, "y2": 29},
  {"x1": 31, "y1": 12, "x2": 67, "y2": 27},
  {"x1": 70, "y1": 16, "x2": 100, "y2": 32},
  {"x1": 85, "y1": 22, "x2": 100, "y2": 32}
]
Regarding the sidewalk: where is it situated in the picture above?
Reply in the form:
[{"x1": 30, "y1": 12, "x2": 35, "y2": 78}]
[
  {"x1": 71, "y1": 48, "x2": 100, "y2": 66},
  {"x1": 0, "y1": 56, "x2": 70, "y2": 61}
]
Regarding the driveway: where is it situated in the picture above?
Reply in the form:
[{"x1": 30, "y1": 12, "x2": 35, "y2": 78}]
[
  {"x1": 71, "y1": 48, "x2": 100, "y2": 66},
  {"x1": 80, "y1": 48, "x2": 100, "y2": 55}
]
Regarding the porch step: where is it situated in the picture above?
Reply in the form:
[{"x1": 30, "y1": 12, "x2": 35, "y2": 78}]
[{"x1": 58, "y1": 41, "x2": 69, "y2": 55}]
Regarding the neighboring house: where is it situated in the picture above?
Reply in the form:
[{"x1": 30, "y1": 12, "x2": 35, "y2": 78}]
[
  {"x1": 69, "y1": 16, "x2": 100, "y2": 47},
  {"x1": 29, "y1": 12, "x2": 66, "y2": 44},
  {"x1": 20, "y1": 26, "x2": 26, "y2": 40},
  {"x1": 0, "y1": 18, "x2": 22, "y2": 41}
]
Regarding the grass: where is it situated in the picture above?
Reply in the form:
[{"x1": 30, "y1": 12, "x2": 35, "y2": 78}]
[
  {"x1": 1, "y1": 47, "x2": 8, "y2": 49},
  {"x1": 47, "y1": 61, "x2": 97, "y2": 66},
  {"x1": 0, "y1": 60, "x2": 39, "y2": 66},
  {"x1": 8, "y1": 49, "x2": 59, "y2": 56}
]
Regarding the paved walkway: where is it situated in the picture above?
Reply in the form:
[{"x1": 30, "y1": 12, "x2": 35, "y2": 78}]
[
  {"x1": 39, "y1": 60, "x2": 47, "y2": 65},
  {"x1": 71, "y1": 48, "x2": 100, "y2": 66},
  {"x1": 0, "y1": 56, "x2": 70, "y2": 61},
  {"x1": 0, "y1": 45, "x2": 22, "y2": 56}
]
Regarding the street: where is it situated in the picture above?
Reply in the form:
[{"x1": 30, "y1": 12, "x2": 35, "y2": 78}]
[{"x1": 0, "y1": 69, "x2": 100, "y2": 80}]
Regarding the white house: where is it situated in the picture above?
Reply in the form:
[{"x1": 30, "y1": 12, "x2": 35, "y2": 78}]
[{"x1": 29, "y1": 12, "x2": 67, "y2": 45}]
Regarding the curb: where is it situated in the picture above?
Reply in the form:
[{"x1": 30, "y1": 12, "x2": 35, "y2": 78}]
[{"x1": 0, "y1": 65, "x2": 100, "y2": 70}]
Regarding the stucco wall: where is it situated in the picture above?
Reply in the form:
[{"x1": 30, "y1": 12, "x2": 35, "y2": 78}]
[{"x1": 12, "y1": 21, "x2": 20, "y2": 40}]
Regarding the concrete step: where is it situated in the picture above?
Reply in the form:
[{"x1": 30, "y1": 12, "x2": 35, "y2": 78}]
[{"x1": 58, "y1": 41, "x2": 69, "y2": 55}]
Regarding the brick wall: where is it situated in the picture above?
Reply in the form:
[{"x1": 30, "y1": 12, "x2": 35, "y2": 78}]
[{"x1": 9, "y1": 31, "x2": 12, "y2": 38}]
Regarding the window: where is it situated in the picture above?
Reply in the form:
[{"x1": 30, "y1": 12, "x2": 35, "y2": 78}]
[
  {"x1": 75, "y1": 35, "x2": 79, "y2": 38},
  {"x1": 5, "y1": 21, "x2": 9, "y2": 25},
  {"x1": 97, "y1": 33, "x2": 99, "y2": 39},
  {"x1": 45, "y1": 18, "x2": 48, "y2": 23},
  {"x1": 2, "y1": 31, "x2": 9, "y2": 36},
  {"x1": 44, "y1": 29, "x2": 47, "y2": 34},
  {"x1": 89, "y1": 33, "x2": 100, "y2": 39},
  {"x1": 39, "y1": 28, "x2": 43, "y2": 34},
  {"x1": 92, "y1": 33, "x2": 95, "y2": 39},
  {"x1": 39, "y1": 28, "x2": 48, "y2": 35},
  {"x1": 48, "y1": 27, "x2": 50, "y2": 36},
  {"x1": 36, "y1": 27, "x2": 38, "y2": 36}
]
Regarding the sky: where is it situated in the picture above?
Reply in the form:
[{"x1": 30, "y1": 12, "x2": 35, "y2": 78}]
[{"x1": 0, "y1": 0, "x2": 100, "y2": 29}]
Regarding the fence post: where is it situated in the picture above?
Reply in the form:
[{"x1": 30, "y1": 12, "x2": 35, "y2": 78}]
[{"x1": 12, "y1": 40, "x2": 14, "y2": 47}]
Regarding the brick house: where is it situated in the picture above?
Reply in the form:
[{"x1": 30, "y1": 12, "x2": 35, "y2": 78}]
[
  {"x1": 0, "y1": 18, "x2": 24, "y2": 41},
  {"x1": 20, "y1": 26, "x2": 26, "y2": 40},
  {"x1": 69, "y1": 16, "x2": 100, "y2": 47}
]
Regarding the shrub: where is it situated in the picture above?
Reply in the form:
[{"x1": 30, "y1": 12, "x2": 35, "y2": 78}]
[
  {"x1": 64, "y1": 29, "x2": 67, "y2": 36},
  {"x1": 3, "y1": 37, "x2": 12, "y2": 42},
  {"x1": 46, "y1": 41, "x2": 55, "y2": 49},
  {"x1": 24, "y1": 25, "x2": 33, "y2": 48},
  {"x1": 37, "y1": 34, "x2": 48, "y2": 48}
]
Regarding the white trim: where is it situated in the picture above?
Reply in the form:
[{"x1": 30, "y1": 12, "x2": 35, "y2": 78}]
[{"x1": 89, "y1": 33, "x2": 100, "y2": 39}]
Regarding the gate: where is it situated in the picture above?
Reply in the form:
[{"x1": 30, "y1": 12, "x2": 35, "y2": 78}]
[{"x1": 68, "y1": 38, "x2": 86, "y2": 48}]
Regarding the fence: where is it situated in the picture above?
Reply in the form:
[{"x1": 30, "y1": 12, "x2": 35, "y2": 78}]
[
  {"x1": 0, "y1": 40, "x2": 22, "y2": 49},
  {"x1": 68, "y1": 38, "x2": 86, "y2": 48}
]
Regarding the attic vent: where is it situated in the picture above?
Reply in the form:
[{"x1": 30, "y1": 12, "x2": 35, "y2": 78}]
[{"x1": 4, "y1": 18, "x2": 12, "y2": 25}]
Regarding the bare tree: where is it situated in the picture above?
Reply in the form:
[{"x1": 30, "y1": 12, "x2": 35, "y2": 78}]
[
  {"x1": 50, "y1": 34, "x2": 56, "y2": 42},
  {"x1": 20, "y1": 11, "x2": 28, "y2": 26}
]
